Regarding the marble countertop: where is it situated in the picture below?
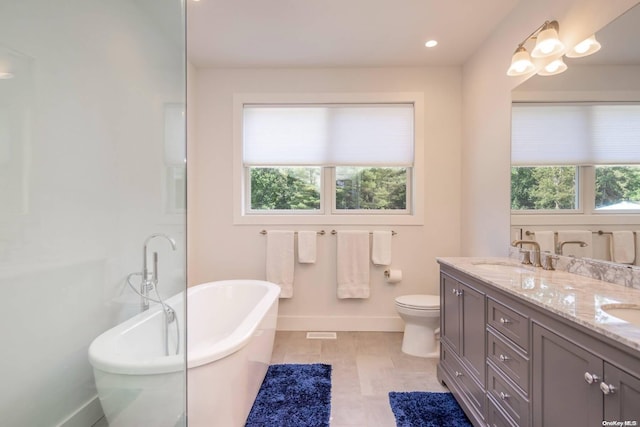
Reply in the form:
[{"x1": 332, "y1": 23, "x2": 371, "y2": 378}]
[{"x1": 437, "y1": 257, "x2": 640, "y2": 354}]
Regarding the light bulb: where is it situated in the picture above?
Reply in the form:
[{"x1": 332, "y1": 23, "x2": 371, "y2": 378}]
[
  {"x1": 507, "y1": 46, "x2": 535, "y2": 76},
  {"x1": 537, "y1": 58, "x2": 567, "y2": 76},
  {"x1": 531, "y1": 21, "x2": 565, "y2": 58},
  {"x1": 566, "y1": 34, "x2": 601, "y2": 58}
]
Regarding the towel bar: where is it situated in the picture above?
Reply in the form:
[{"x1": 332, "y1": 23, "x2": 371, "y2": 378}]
[
  {"x1": 330, "y1": 230, "x2": 397, "y2": 236},
  {"x1": 597, "y1": 230, "x2": 636, "y2": 236},
  {"x1": 525, "y1": 230, "x2": 636, "y2": 236},
  {"x1": 259, "y1": 230, "x2": 325, "y2": 235}
]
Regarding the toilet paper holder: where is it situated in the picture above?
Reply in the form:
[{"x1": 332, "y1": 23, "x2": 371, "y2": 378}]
[{"x1": 383, "y1": 269, "x2": 402, "y2": 283}]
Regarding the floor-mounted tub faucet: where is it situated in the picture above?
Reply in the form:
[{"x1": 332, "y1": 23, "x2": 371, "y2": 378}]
[
  {"x1": 512, "y1": 240, "x2": 542, "y2": 267},
  {"x1": 141, "y1": 233, "x2": 177, "y2": 311}
]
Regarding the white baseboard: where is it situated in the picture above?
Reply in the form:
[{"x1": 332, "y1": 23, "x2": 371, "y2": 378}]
[
  {"x1": 277, "y1": 315, "x2": 405, "y2": 331},
  {"x1": 57, "y1": 395, "x2": 104, "y2": 427}
]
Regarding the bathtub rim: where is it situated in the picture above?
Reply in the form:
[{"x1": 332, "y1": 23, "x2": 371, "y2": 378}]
[
  {"x1": 187, "y1": 279, "x2": 280, "y2": 369},
  {"x1": 88, "y1": 279, "x2": 280, "y2": 376}
]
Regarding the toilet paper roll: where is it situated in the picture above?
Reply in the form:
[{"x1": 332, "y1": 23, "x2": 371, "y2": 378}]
[{"x1": 385, "y1": 269, "x2": 402, "y2": 284}]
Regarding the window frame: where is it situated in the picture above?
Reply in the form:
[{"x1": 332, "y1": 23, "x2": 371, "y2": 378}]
[
  {"x1": 511, "y1": 164, "x2": 640, "y2": 229},
  {"x1": 511, "y1": 164, "x2": 640, "y2": 216},
  {"x1": 233, "y1": 92, "x2": 425, "y2": 225}
]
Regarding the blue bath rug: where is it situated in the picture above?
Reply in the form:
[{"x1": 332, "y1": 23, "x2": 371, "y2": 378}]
[
  {"x1": 388, "y1": 392, "x2": 473, "y2": 427},
  {"x1": 245, "y1": 363, "x2": 332, "y2": 427}
]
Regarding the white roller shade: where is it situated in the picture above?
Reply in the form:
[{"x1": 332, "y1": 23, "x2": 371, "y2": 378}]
[
  {"x1": 243, "y1": 104, "x2": 414, "y2": 166},
  {"x1": 512, "y1": 103, "x2": 640, "y2": 166}
]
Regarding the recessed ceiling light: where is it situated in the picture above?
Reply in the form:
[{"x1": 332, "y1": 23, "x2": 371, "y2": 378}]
[{"x1": 425, "y1": 40, "x2": 438, "y2": 48}]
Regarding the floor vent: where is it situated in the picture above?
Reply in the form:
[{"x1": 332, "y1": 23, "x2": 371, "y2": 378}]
[{"x1": 306, "y1": 332, "x2": 337, "y2": 340}]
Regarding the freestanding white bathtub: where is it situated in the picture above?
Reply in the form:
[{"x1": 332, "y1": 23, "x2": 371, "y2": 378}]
[{"x1": 88, "y1": 280, "x2": 280, "y2": 427}]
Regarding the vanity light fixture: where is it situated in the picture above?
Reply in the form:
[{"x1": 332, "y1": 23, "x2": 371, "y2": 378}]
[
  {"x1": 537, "y1": 57, "x2": 567, "y2": 76},
  {"x1": 424, "y1": 40, "x2": 438, "y2": 48},
  {"x1": 0, "y1": 72, "x2": 13, "y2": 79},
  {"x1": 507, "y1": 46, "x2": 535, "y2": 76},
  {"x1": 566, "y1": 34, "x2": 601, "y2": 58},
  {"x1": 531, "y1": 21, "x2": 564, "y2": 58},
  {"x1": 506, "y1": 20, "x2": 565, "y2": 77}
]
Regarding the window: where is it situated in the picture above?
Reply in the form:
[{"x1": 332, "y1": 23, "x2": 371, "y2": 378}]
[
  {"x1": 335, "y1": 166, "x2": 408, "y2": 211},
  {"x1": 234, "y1": 93, "x2": 424, "y2": 225},
  {"x1": 595, "y1": 165, "x2": 640, "y2": 210},
  {"x1": 511, "y1": 103, "x2": 640, "y2": 214},
  {"x1": 511, "y1": 166, "x2": 578, "y2": 211},
  {"x1": 249, "y1": 166, "x2": 321, "y2": 211}
]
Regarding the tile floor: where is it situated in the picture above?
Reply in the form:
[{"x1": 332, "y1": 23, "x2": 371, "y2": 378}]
[
  {"x1": 92, "y1": 331, "x2": 448, "y2": 427},
  {"x1": 270, "y1": 331, "x2": 449, "y2": 427}
]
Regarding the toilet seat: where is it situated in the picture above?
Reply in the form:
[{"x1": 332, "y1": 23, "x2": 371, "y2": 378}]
[{"x1": 395, "y1": 294, "x2": 440, "y2": 310}]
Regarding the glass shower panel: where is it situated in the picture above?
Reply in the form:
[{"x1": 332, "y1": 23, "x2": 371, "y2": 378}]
[{"x1": 0, "y1": 1, "x2": 186, "y2": 426}]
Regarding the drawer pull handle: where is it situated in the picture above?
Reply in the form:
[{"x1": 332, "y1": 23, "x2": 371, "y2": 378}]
[
  {"x1": 451, "y1": 289, "x2": 463, "y2": 296},
  {"x1": 499, "y1": 392, "x2": 510, "y2": 401},
  {"x1": 499, "y1": 317, "x2": 512, "y2": 325},
  {"x1": 455, "y1": 371, "x2": 463, "y2": 377},
  {"x1": 600, "y1": 382, "x2": 616, "y2": 395},
  {"x1": 584, "y1": 372, "x2": 600, "y2": 384},
  {"x1": 499, "y1": 354, "x2": 510, "y2": 362}
]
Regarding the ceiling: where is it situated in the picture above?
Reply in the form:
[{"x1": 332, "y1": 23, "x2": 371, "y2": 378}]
[{"x1": 186, "y1": 0, "x2": 520, "y2": 68}]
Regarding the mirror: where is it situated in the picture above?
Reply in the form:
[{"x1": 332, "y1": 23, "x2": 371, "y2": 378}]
[{"x1": 511, "y1": 4, "x2": 640, "y2": 265}]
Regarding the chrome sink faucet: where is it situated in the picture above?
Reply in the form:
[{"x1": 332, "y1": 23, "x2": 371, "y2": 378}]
[
  {"x1": 512, "y1": 240, "x2": 542, "y2": 267},
  {"x1": 141, "y1": 233, "x2": 177, "y2": 311},
  {"x1": 556, "y1": 240, "x2": 588, "y2": 256}
]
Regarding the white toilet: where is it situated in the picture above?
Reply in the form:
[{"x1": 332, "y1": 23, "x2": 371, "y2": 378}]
[{"x1": 394, "y1": 294, "x2": 441, "y2": 358}]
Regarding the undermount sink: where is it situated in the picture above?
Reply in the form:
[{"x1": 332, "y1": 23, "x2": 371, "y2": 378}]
[
  {"x1": 601, "y1": 304, "x2": 640, "y2": 326},
  {"x1": 471, "y1": 262, "x2": 535, "y2": 275}
]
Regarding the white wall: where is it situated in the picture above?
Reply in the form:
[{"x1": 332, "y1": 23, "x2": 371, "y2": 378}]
[
  {"x1": 460, "y1": 0, "x2": 639, "y2": 257},
  {"x1": 0, "y1": 1, "x2": 185, "y2": 425},
  {"x1": 190, "y1": 67, "x2": 461, "y2": 330}
]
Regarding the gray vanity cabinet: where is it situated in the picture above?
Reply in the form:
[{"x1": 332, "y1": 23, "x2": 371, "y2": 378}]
[
  {"x1": 532, "y1": 323, "x2": 640, "y2": 427},
  {"x1": 439, "y1": 271, "x2": 487, "y2": 425},
  {"x1": 438, "y1": 262, "x2": 640, "y2": 427},
  {"x1": 532, "y1": 323, "x2": 603, "y2": 427},
  {"x1": 441, "y1": 273, "x2": 462, "y2": 354},
  {"x1": 602, "y1": 362, "x2": 640, "y2": 424},
  {"x1": 440, "y1": 272, "x2": 486, "y2": 384}
]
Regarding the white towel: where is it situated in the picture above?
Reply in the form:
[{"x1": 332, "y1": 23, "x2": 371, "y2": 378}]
[
  {"x1": 557, "y1": 230, "x2": 593, "y2": 258},
  {"x1": 534, "y1": 231, "x2": 556, "y2": 254},
  {"x1": 611, "y1": 231, "x2": 636, "y2": 264},
  {"x1": 266, "y1": 230, "x2": 295, "y2": 298},
  {"x1": 372, "y1": 231, "x2": 392, "y2": 265},
  {"x1": 336, "y1": 231, "x2": 370, "y2": 299},
  {"x1": 297, "y1": 231, "x2": 317, "y2": 264}
]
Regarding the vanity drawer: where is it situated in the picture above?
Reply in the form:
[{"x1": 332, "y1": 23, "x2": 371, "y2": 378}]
[
  {"x1": 488, "y1": 298, "x2": 529, "y2": 352},
  {"x1": 487, "y1": 329, "x2": 529, "y2": 395},
  {"x1": 487, "y1": 364, "x2": 529, "y2": 427},
  {"x1": 441, "y1": 343, "x2": 486, "y2": 418},
  {"x1": 487, "y1": 396, "x2": 518, "y2": 427}
]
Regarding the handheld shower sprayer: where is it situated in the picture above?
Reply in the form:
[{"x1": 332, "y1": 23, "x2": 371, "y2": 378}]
[{"x1": 141, "y1": 233, "x2": 177, "y2": 311}]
